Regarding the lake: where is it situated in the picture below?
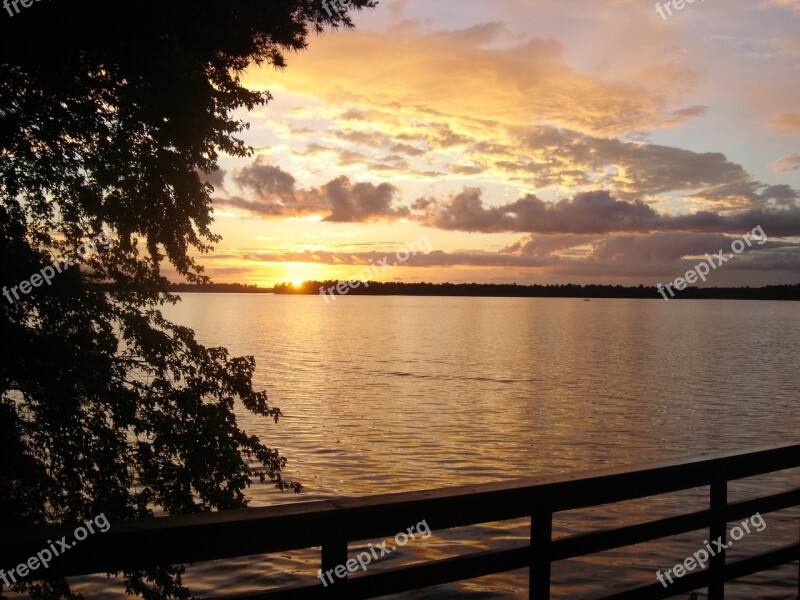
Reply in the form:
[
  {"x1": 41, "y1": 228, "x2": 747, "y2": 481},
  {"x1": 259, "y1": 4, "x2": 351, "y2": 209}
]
[{"x1": 77, "y1": 295, "x2": 800, "y2": 599}]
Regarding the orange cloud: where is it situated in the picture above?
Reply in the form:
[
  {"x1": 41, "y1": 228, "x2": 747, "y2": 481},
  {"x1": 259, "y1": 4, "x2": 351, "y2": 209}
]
[
  {"x1": 770, "y1": 112, "x2": 800, "y2": 131},
  {"x1": 773, "y1": 154, "x2": 800, "y2": 174},
  {"x1": 245, "y1": 26, "x2": 691, "y2": 137}
]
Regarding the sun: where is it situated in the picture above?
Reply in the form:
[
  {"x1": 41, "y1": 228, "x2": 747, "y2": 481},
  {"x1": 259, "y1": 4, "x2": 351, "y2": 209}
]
[{"x1": 291, "y1": 278, "x2": 304, "y2": 288}]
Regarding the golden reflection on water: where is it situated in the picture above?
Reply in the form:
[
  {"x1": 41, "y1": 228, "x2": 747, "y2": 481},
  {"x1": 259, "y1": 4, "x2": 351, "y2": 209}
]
[{"x1": 72, "y1": 296, "x2": 799, "y2": 599}]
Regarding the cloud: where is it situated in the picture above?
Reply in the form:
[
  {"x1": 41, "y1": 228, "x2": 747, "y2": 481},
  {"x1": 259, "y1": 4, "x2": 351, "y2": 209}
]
[
  {"x1": 239, "y1": 248, "x2": 556, "y2": 269},
  {"x1": 198, "y1": 168, "x2": 227, "y2": 193},
  {"x1": 369, "y1": 158, "x2": 412, "y2": 172},
  {"x1": 294, "y1": 142, "x2": 332, "y2": 156},
  {"x1": 254, "y1": 26, "x2": 697, "y2": 137},
  {"x1": 322, "y1": 176, "x2": 408, "y2": 222},
  {"x1": 502, "y1": 234, "x2": 599, "y2": 257},
  {"x1": 216, "y1": 232, "x2": 800, "y2": 284},
  {"x1": 503, "y1": 126, "x2": 792, "y2": 207},
  {"x1": 257, "y1": 87, "x2": 795, "y2": 212},
  {"x1": 420, "y1": 187, "x2": 800, "y2": 235},
  {"x1": 233, "y1": 161, "x2": 296, "y2": 201},
  {"x1": 220, "y1": 158, "x2": 410, "y2": 222},
  {"x1": 504, "y1": 231, "x2": 800, "y2": 263},
  {"x1": 586, "y1": 232, "x2": 738, "y2": 263},
  {"x1": 292, "y1": 143, "x2": 372, "y2": 166},
  {"x1": 223, "y1": 158, "x2": 800, "y2": 234},
  {"x1": 423, "y1": 188, "x2": 661, "y2": 233},
  {"x1": 773, "y1": 153, "x2": 800, "y2": 173},
  {"x1": 389, "y1": 143, "x2": 427, "y2": 156},
  {"x1": 336, "y1": 149, "x2": 370, "y2": 166},
  {"x1": 334, "y1": 129, "x2": 391, "y2": 147},
  {"x1": 672, "y1": 105, "x2": 709, "y2": 119},
  {"x1": 452, "y1": 164, "x2": 487, "y2": 176},
  {"x1": 770, "y1": 112, "x2": 800, "y2": 130},
  {"x1": 762, "y1": 0, "x2": 800, "y2": 12},
  {"x1": 427, "y1": 22, "x2": 510, "y2": 48}
]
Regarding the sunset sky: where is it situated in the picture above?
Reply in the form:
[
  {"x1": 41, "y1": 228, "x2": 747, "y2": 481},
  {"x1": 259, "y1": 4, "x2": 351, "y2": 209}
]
[{"x1": 202, "y1": 0, "x2": 800, "y2": 288}]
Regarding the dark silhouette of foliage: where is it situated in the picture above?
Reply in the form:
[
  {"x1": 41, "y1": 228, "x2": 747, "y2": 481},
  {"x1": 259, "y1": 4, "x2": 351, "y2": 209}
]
[{"x1": 0, "y1": 1, "x2": 374, "y2": 597}]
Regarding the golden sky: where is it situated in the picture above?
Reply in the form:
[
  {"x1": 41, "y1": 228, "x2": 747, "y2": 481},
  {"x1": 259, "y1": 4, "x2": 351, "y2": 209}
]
[{"x1": 201, "y1": 0, "x2": 800, "y2": 288}]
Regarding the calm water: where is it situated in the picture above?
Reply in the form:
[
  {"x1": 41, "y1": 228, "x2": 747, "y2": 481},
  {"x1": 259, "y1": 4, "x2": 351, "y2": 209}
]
[{"x1": 77, "y1": 295, "x2": 800, "y2": 599}]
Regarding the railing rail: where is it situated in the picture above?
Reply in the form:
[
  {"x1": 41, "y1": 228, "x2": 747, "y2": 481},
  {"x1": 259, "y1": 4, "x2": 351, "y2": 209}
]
[{"x1": 1, "y1": 443, "x2": 798, "y2": 599}]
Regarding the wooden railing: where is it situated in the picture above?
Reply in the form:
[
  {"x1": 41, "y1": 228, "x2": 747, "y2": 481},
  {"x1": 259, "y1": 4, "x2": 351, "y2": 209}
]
[{"x1": 1, "y1": 443, "x2": 799, "y2": 599}]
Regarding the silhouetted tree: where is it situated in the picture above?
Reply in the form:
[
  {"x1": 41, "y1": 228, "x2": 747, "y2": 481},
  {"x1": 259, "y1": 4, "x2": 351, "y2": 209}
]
[{"x1": 0, "y1": 1, "x2": 374, "y2": 597}]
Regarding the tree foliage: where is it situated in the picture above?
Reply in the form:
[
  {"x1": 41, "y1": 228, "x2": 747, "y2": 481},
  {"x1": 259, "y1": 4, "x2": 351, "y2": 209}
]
[{"x1": 0, "y1": 1, "x2": 374, "y2": 597}]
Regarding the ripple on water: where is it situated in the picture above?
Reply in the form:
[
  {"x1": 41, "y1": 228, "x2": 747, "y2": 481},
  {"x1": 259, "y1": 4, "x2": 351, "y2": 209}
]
[{"x1": 65, "y1": 296, "x2": 800, "y2": 599}]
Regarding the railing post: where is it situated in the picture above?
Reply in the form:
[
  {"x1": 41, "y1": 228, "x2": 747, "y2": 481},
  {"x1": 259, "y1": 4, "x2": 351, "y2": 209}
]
[
  {"x1": 320, "y1": 539, "x2": 348, "y2": 587},
  {"x1": 530, "y1": 509, "x2": 553, "y2": 600},
  {"x1": 708, "y1": 479, "x2": 728, "y2": 600}
]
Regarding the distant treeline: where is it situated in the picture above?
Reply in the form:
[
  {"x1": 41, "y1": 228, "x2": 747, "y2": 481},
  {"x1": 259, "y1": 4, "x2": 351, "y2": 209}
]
[
  {"x1": 273, "y1": 281, "x2": 800, "y2": 301},
  {"x1": 157, "y1": 281, "x2": 800, "y2": 300},
  {"x1": 167, "y1": 282, "x2": 269, "y2": 294}
]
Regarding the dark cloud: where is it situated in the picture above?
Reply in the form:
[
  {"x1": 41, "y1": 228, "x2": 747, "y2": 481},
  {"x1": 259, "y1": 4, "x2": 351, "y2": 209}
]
[
  {"x1": 672, "y1": 105, "x2": 709, "y2": 119},
  {"x1": 293, "y1": 143, "x2": 331, "y2": 156},
  {"x1": 664, "y1": 206, "x2": 800, "y2": 236},
  {"x1": 337, "y1": 149, "x2": 370, "y2": 166},
  {"x1": 423, "y1": 188, "x2": 660, "y2": 233},
  {"x1": 428, "y1": 123, "x2": 472, "y2": 149},
  {"x1": 370, "y1": 159, "x2": 412, "y2": 172},
  {"x1": 334, "y1": 129, "x2": 390, "y2": 147},
  {"x1": 219, "y1": 194, "x2": 304, "y2": 217},
  {"x1": 218, "y1": 158, "x2": 409, "y2": 222},
  {"x1": 222, "y1": 159, "x2": 800, "y2": 235},
  {"x1": 198, "y1": 168, "x2": 227, "y2": 192},
  {"x1": 502, "y1": 234, "x2": 598, "y2": 257},
  {"x1": 390, "y1": 142, "x2": 427, "y2": 156},
  {"x1": 421, "y1": 187, "x2": 800, "y2": 235},
  {"x1": 322, "y1": 176, "x2": 409, "y2": 222},
  {"x1": 232, "y1": 161, "x2": 296, "y2": 201},
  {"x1": 504, "y1": 231, "x2": 800, "y2": 262},
  {"x1": 412, "y1": 197, "x2": 436, "y2": 210},
  {"x1": 452, "y1": 164, "x2": 487, "y2": 175},
  {"x1": 586, "y1": 232, "x2": 734, "y2": 263}
]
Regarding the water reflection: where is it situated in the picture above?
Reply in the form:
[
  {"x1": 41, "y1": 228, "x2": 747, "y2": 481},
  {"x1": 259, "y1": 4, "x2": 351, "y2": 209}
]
[{"x1": 74, "y1": 296, "x2": 799, "y2": 599}]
